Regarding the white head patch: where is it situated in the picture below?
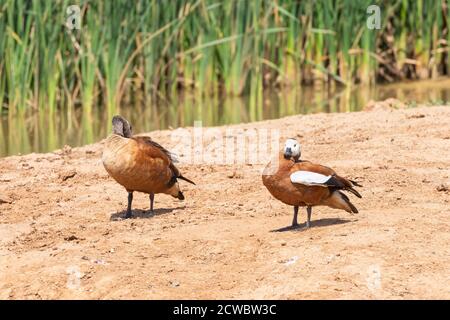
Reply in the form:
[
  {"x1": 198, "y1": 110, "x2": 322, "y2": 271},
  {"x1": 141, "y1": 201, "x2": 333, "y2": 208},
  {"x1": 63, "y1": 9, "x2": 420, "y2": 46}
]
[{"x1": 284, "y1": 138, "x2": 301, "y2": 158}]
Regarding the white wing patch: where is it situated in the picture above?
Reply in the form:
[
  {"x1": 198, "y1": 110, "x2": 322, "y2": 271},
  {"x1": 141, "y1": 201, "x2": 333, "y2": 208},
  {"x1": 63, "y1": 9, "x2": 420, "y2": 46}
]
[{"x1": 290, "y1": 171, "x2": 331, "y2": 186}]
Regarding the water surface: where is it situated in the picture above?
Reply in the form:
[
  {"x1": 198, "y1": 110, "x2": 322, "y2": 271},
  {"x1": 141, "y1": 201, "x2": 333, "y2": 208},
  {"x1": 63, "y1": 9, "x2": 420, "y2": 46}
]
[{"x1": 1, "y1": 79, "x2": 450, "y2": 157}]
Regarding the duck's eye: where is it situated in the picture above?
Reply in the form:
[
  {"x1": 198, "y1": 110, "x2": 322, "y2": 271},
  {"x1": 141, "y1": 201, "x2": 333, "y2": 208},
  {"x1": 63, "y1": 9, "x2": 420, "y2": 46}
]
[{"x1": 294, "y1": 144, "x2": 297, "y2": 147}]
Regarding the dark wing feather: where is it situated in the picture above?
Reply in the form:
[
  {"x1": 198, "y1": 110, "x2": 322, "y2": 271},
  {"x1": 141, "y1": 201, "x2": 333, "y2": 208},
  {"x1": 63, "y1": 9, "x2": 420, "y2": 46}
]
[
  {"x1": 334, "y1": 175, "x2": 362, "y2": 198},
  {"x1": 324, "y1": 175, "x2": 347, "y2": 188},
  {"x1": 349, "y1": 179, "x2": 363, "y2": 187}
]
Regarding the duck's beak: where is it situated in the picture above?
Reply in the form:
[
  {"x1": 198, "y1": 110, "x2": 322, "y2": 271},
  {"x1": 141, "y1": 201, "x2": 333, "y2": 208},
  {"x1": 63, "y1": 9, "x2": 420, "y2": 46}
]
[
  {"x1": 177, "y1": 191, "x2": 185, "y2": 200},
  {"x1": 284, "y1": 148, "x2": 292, "y2": 159}
]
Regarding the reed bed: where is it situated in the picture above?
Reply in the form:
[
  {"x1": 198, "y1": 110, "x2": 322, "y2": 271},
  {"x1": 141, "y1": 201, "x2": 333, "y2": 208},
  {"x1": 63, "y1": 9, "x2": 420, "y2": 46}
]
[{"x1": 1, "y1": 0, "x2": 450, "y2": 113}]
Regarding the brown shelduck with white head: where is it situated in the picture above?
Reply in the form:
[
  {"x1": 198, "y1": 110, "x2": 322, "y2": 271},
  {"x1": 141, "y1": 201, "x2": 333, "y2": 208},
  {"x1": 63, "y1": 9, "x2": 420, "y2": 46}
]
[{"x1": 262, "y1": 138, "x2": 362, "y2": 228}]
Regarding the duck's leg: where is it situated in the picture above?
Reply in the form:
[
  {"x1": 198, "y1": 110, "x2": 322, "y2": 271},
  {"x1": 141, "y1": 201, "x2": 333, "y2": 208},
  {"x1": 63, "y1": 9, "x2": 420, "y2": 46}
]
[
  {"x1": 292, "y1": 206, "x2": 299, "y2": 227},
  {"x1": 149, "y1": 192, "x2": 155, "y2": 213},
  {"x1": 306, "y1": 206, "x2": 312, "y2": 228},
  {"x1": 125, "y1": 192, "x2": 133, "y2": 218}
]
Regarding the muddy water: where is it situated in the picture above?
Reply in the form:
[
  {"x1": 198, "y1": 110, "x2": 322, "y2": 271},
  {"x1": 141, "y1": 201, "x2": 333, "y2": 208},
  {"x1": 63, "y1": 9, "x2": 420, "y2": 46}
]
[{"x1": 1, "y1": 79, "x2": 450, "y2": 157}]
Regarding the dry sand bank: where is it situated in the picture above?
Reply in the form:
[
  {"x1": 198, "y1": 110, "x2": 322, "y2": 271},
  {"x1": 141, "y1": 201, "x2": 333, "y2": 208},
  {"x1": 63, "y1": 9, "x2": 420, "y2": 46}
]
[{"x1": 0, "y1": 106, "x2": 449, "y2": 299}]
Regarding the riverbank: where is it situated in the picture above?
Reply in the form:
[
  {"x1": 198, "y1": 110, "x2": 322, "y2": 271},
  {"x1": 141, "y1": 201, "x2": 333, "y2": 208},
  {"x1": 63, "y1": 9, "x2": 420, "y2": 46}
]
[{"x1": 1, "y1": 105, "x2": 449, "y2": 299}]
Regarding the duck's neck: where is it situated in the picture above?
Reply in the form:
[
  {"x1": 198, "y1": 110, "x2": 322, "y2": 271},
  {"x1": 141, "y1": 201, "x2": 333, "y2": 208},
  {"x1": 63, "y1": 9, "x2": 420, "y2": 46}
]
[
  {"x1": 279, "y1": 152, "x2": 295, "y2": 165},
  {"x1": 104, "y1": 134, "x2": 128, "y2": 150}
]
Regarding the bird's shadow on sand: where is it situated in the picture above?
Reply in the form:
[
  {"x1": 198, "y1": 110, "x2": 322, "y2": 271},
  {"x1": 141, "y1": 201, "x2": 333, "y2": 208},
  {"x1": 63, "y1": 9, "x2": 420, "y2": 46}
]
[
  {"x1": 271, "y1": 218, "x2": 355, "y2": 233},
  {"x1": 110, "y1": 206, "x2": 186, "y2": 221}
]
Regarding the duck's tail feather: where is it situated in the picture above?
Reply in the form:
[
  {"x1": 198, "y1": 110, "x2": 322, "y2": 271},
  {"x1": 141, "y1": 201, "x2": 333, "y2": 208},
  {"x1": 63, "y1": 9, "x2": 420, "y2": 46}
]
[
  {"x1": 339, "y1": 191, "x2": 359, "y2": 213},
  {"x1": 178, "y1": 175, "x2": 196, "y2": 185},
  {"x1": 349, "y1": 179, "x2": 363, "y2": 187},
  {"x1": 326, "y1": 191, "x2": 359, "y2": 214},
  {"x1": 346, "y1": 186, "x2": 362, "y2": 198}
]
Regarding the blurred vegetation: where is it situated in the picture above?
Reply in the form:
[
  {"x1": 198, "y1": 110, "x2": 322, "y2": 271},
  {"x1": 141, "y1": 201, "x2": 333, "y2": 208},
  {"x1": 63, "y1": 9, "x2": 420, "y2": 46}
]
[
  {"x1": 3, "y1": 76, "x2": 450, "y2": 156},
  {"x1": 1, "y1": 0, "x2": 450, "y2": 114}
]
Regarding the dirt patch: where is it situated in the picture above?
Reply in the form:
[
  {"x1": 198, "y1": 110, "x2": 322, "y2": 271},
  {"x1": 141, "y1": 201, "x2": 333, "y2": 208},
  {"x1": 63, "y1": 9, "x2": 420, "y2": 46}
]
[{"x1": 1, "y1": 106, "x2": 449, "y2": 299}]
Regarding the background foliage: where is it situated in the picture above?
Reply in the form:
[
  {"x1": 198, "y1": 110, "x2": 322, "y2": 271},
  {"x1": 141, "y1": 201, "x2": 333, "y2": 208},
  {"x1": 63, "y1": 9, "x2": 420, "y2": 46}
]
[{"x1": 1, "y1": 0, "x2": 449, "y2": 113}]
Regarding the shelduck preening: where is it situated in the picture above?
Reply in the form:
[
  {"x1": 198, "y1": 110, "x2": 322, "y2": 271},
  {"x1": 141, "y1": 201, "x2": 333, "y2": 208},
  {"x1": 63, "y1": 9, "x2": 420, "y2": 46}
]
[
  {"x1": 262, "y1": 138, "x2": 362, "y2": 228},
  {"x1": 102, "y1": 115, "x2": 195, "y2": 218}
]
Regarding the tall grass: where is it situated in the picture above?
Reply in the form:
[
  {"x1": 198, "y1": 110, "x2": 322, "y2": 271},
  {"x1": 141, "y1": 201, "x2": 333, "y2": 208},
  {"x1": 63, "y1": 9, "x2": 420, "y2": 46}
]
[{"x1": 1, "y1": 0, "x2": 450, "y2": 113}]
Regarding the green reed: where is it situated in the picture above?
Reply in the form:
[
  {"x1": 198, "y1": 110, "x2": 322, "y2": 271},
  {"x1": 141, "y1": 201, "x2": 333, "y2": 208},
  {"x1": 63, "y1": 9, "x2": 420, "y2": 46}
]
[{"x1": 1, "y1": 0, "x2": 450, "y2": 113}]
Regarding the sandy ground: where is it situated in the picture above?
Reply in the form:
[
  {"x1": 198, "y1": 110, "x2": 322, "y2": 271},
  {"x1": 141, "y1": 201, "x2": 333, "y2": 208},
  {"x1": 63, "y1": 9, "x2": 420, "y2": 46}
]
[{"x1": 0, "y1": 105, "x2": 449, "y2": 299}]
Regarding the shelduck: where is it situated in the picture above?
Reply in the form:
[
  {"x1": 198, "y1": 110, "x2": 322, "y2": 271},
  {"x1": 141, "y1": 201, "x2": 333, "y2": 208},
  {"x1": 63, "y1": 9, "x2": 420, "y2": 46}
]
[
  {"x1": 102, "y1": 115, "x2": 195, "y2": 218},
  {"x1": 262, "y1": 138, "x2": 362, "y2": 228}
]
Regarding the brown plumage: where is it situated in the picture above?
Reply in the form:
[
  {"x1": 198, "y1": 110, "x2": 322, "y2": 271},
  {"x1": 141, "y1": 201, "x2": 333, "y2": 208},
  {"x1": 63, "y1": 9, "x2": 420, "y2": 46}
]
[
  {"x1": 262, "y1": 138, "x2": 361, "y2": 228},
  {"x1": 102, "y1": 115, "x2": 195, "y2": 218}
]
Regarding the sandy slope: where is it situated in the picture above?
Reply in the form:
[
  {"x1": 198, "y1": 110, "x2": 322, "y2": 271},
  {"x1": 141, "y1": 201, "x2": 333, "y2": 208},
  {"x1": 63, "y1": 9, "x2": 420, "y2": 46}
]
[{"x1": 0, "y1": 106, "x2": 449, "y2": 299}]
